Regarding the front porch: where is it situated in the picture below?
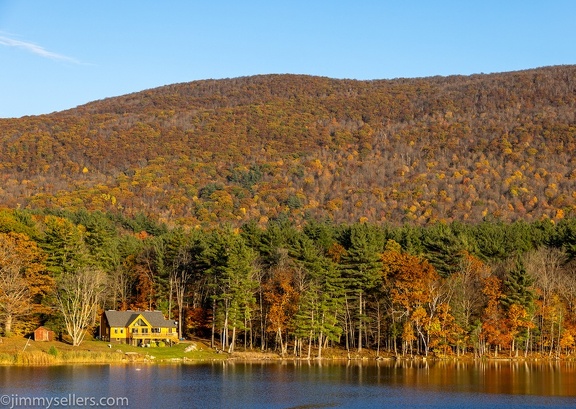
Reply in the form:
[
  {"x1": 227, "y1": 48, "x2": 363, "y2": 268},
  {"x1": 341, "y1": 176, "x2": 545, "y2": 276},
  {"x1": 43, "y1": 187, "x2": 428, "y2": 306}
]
[{"x1": 129, "y1": 332, "x2": 178, "y2": 346}]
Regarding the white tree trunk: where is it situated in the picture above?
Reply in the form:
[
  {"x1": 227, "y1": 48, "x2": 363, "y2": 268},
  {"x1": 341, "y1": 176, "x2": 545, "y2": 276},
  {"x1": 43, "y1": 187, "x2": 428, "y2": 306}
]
[{"x1": 56, "y1": 267, "x2": 106, "y2": 346}]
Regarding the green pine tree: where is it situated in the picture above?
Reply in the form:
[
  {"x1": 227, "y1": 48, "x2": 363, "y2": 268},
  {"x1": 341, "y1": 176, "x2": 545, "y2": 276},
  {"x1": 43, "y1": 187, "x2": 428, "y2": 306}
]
[
  {"x1": 339, "y1": 223, "x2": 383, "y2": 352},
  {"x1": 502, "y1": 260, "x2": 535, "y2": 312}
]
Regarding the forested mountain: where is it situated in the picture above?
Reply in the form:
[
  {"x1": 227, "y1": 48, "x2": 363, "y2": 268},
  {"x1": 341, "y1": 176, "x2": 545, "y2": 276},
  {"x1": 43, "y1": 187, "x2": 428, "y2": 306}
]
[
  {"x1": 1, "y1": 65, "x2": 576, "y2": 227},
  {"x1": 3, "y1": 67, "x2": 576, "y2": 357}
]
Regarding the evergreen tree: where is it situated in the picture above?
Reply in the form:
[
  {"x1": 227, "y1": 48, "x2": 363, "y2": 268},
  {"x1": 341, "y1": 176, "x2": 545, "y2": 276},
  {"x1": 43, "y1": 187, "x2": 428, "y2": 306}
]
[
  {"x1": 473, "y1": 221, "x2": 509, "y2": 261},
  {"x1": 41, "y1": 216, "x2": 89, "y2": 276},
  {"x1": 393, "y1": 225, "x2": 424, "y2": 255},
  {"x1": 501, "y1": 260, "x2": 536, "y2": 355},
  {"x1": 201, "y1": 229, "x2": 258, "y2": 351},
  {"x1": 339, "y1": 223, "x2": 384, "y2": 352},
  {"x1": 422, "y1": 223, "x2": 475, "y2": 277},
  {"x1": 82, "y1": 211, "x2": 121, "y2": 272},
  {"x1": 290, "y1": 233, "x2": 344, "y2": 358},
  {"x1": 502, "y1": 260, "x2": 535, "y2": 312},
  {"x1": 220, "y1": 234, "x2": 258, "y2": 353}
]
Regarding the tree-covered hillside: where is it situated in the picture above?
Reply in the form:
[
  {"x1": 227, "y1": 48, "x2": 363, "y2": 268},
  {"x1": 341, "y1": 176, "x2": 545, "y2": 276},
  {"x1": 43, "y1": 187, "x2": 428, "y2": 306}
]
[{"x1": 1, "y1": 66, "x2": 575, "y2": 227}]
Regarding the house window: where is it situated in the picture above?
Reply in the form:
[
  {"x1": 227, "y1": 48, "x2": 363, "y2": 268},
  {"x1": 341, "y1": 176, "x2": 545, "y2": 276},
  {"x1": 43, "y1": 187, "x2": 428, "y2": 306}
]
[
  {"x1": 114, "y1": 329, "x2": 118, "y2": 334},
  {"x1": 120, "y1": 329, "x2": 124, "y2": 334},
  {"x1": 152, "y1": 328, "x2": 160, "y2": 333},
  {"x1": 141, "y1": 328, "x2": 149, "y2": 334},
  {"x1": 132, "y1": 328, "x2": 138, "y2": 334}
]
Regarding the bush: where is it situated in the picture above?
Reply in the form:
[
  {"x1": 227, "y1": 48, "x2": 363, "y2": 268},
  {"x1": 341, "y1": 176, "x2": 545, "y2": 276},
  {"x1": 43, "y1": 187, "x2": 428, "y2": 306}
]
[
  {"x1": 158, "y1": 341, "x2": 165, "y2": 347},
  {"x1": 47, "y1": 346, "x2": 58, "y2": 357}
]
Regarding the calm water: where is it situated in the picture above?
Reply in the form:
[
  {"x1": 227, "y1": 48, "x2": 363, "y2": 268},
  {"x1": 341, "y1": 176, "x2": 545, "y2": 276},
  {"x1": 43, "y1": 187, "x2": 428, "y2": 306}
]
[{"x1": 1, "y1": 360, "x2": 576, "y2": 408}]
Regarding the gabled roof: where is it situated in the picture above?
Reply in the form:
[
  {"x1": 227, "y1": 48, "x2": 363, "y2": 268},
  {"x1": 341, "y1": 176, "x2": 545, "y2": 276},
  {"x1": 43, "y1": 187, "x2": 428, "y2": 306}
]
[
  {"x1": 34, "y1": 326, "x2": 54, "y2": 332},
  {"x1": 103, "y1": 310, "x2": 177, "y2": 328}
]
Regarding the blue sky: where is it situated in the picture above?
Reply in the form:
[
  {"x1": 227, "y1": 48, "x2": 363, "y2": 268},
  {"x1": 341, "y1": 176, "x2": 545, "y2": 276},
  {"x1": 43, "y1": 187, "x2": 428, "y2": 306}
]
[{"x1": 1, "y1": 1, "x2": 574, "y2": 118}]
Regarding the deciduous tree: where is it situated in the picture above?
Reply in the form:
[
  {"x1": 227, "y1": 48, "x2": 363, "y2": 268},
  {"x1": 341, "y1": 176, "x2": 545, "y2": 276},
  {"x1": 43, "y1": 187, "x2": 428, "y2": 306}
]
[
  {"x1": 55, "y1": 267, "x2": 107, "y2": 346},
  {"x1": 0, "y1": 232, "x2": 50, "y2": 336}
]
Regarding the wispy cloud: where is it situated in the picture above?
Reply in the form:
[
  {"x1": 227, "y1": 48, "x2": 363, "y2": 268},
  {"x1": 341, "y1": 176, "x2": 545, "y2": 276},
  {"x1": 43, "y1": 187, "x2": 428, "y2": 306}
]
[{"x1": 0, "y1": 33, "x2": 81, "y2": 64}]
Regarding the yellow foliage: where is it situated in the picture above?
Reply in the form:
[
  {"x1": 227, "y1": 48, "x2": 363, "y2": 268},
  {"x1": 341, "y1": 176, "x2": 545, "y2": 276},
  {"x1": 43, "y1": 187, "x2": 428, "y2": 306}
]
[
  {"x1": 326, "y1": 199, "x2": 342, "y2": 211},
  {"x1": 306, "y1": 199, "x2": 319, "y2": 209},
  {"x1": 309, "y1": 159, "x2": 323, "y2": 171},
  {"x1": 555, "y1": 209, "x2": 565, "y2": 220},
  {"x1": 258, "y1": 216, "x2": 269, "y2": 225}
]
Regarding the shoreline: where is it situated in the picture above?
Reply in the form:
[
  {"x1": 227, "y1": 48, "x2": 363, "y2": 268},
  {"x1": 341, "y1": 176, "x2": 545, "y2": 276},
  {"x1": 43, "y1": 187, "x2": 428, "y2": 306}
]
[
  {"x1": 2, "y1": 336, "x2": 575, "y2": 366},
  {"x1": 2, "y1": 349, "x2": 576, "y2": 367}
]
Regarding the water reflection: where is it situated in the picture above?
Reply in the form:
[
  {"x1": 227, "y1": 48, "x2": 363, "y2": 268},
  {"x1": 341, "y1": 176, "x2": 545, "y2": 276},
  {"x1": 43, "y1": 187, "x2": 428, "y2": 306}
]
[
  {"x1": 219, "y1": 359, "x2": 576, "y2": 397},
  {"x1": 0, "y1": 360, "x2": 575, "y2": 408}
]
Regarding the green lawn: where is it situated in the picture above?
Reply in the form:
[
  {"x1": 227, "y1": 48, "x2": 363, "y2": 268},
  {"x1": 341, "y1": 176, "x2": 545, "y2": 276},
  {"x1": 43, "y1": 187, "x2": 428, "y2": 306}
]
[
  {"x1": 0, "y1": 336, "x2": 227, "y2": 364},
  {"x1": 109, "y1": 340, "x2": 227, "y2": 361}
]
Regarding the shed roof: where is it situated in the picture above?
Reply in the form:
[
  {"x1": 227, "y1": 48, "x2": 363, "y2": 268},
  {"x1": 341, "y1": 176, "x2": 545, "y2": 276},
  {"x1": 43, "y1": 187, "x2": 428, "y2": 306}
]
[{"x1": 34, "y1": 326, "x2": 54, "y2": 332}]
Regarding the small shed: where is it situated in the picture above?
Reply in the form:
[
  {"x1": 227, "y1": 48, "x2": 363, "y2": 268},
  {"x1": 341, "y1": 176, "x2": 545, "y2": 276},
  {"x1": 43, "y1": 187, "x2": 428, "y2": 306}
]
[{"x1": 34, "y1": 326, "x2": 55, "y2": 342}]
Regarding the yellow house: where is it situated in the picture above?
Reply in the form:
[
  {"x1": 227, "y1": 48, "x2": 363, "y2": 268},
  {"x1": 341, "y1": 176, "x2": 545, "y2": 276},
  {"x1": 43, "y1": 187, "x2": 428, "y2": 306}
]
[{"x1": 100, "y1": 310, "x2": 179, "y2": 346}]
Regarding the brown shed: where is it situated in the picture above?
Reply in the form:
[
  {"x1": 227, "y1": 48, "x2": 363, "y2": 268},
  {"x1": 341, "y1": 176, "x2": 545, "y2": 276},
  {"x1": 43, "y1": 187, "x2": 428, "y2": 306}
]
[{"x1": 34, "y1": 326, "x2": 55, "y2": 342}]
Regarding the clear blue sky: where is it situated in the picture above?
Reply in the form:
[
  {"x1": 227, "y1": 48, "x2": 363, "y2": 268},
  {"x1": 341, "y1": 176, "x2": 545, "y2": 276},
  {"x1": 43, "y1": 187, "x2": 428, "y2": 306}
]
[{"x1": 1, "y1": 1, "x2": 574, "y2": 118}]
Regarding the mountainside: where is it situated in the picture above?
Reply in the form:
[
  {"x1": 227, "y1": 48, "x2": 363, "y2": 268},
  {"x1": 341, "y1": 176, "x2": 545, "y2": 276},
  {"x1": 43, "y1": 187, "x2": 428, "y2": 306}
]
[{"x1": 1, "y1": 65, "x2": 575, "y2": 227}]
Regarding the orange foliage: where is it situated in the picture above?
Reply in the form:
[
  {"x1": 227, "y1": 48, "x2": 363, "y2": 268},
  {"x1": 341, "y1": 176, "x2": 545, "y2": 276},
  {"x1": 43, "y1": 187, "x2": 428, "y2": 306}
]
[{"x1": 1, "y1": 67, "x2": 576, "y2": 227}]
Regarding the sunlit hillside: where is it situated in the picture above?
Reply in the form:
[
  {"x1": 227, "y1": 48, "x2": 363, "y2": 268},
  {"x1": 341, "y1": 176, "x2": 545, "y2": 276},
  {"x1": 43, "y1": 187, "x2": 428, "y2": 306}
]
[{"x1": 1, "y1": 65, "x2": 575, "y2": 227}]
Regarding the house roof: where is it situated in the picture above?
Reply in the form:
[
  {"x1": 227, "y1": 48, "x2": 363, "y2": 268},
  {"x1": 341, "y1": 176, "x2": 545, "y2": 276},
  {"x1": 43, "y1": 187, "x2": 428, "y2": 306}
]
[{"x1": 103, "y1": 310, "x2": 177, "y2": 328}]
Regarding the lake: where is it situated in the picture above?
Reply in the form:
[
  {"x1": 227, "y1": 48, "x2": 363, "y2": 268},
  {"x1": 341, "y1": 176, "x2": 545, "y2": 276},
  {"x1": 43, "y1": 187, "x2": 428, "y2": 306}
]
[{"x1": 1, "y1": 360, "x2": 575, "y2": 408}]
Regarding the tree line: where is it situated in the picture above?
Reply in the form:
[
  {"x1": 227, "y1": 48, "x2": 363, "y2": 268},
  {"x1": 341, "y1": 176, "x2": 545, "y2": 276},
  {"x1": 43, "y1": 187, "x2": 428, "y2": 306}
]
[{"x1": 4, "y1": 207, "x2": 576, "y2": 358}]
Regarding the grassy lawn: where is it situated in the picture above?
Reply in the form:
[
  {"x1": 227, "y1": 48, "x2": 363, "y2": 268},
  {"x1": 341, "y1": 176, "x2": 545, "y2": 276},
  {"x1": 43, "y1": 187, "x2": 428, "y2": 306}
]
[
  {"x1": 0, "y1": 336, "x2": 226, "y2": 365},
  {"x1": 110, "y1": 339, "x2": 227, "y2": 361}
]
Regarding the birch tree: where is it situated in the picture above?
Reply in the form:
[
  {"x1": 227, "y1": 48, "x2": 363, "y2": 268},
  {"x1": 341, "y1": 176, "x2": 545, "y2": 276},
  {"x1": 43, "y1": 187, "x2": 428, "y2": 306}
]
[
  {"x1": 172, "y1": 249, "x2": 192, "y2": 339},
  {"x1": 56, "y1": 267, "x2": 107, "y2": 346}
]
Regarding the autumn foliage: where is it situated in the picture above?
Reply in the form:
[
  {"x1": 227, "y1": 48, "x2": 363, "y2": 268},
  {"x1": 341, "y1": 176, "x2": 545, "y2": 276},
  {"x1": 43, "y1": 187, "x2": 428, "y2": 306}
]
[
  {"x1": 1, "y1": 207, "x2": 576, "y2": 358},
  {"x1": 1, "y1": 66, "x2": 576, "y2": 227},
  {"x1": 2, "y1": 66, "x2": 576, "y2": 355}
]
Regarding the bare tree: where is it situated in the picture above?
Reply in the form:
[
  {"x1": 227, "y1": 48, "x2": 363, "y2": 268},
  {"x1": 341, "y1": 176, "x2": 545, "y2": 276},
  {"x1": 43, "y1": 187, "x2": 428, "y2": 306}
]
[
  {"x1": 172, "y1": 249, "x2": 192, "y2": 340},
  {"x1": 0, "y1": 232, "x2": 43, "y2": 336},
  {"x1": 524, "y1": 247, "x2": 565, "y2": 306},
  {"x1": 0, "y1": 254, "x2": 30, "y2": 336},
  {"x1": 56, "y1": 267, "x2": 107, "y2": 346},
  {"x1": 560, "y1": 260, "x2": 576, "y2": 317},
  {"x1": 447, "y1": 254, "x2": 489, "y2": 332},
  {"x1": 108, "y1": 265, "x2": 135, "y2": 310},
  {"x1": 524, "y1": 247, "x2": 566, "y2": 356}
]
